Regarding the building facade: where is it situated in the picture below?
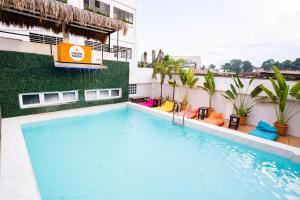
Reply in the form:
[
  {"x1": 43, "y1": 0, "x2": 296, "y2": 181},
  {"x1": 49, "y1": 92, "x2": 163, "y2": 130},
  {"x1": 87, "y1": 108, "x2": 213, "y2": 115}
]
[{"x1": 1, "y1": 0, "x2": 148, "y2": 78}]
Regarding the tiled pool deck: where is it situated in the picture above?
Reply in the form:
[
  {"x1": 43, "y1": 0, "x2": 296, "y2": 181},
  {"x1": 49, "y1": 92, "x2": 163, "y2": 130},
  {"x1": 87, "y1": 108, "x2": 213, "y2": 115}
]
[{"x1": 1, "y1": 102, "x2": 300, "y2": 200}]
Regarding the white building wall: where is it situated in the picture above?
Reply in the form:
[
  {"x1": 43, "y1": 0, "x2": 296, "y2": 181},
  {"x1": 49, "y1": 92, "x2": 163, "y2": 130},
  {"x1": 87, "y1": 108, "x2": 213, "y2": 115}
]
[
  {"x1": 0, "y1": 0, "x2": 153, "y2": 84},
  {"x1": 151, "y1": 76, "x2": 300, "y2": 137}
]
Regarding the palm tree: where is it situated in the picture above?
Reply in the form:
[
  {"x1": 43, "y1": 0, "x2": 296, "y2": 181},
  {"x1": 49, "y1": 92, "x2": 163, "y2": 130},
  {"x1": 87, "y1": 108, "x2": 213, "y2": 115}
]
[
  {"x1": 152, "y1": 55, "x2": 172, "y2": 98},
  {"x1": 168, "y1": 58, "x2": 185, "y2": 100},
  {"x1": 179, "y1": 67, "x2": 199, "y2": 104},
  {"x1": 198, "y1": 69, "x2": 216, "y2": 108},
  {"x1": 251, "y1": 66, "x2": 300, "y2": 135}
]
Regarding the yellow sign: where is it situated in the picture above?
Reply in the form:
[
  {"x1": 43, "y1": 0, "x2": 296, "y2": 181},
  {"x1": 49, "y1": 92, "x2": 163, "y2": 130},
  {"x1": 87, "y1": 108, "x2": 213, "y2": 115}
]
[{"x1": 57, "y1": 43, "x2": 92, "y2": 63}]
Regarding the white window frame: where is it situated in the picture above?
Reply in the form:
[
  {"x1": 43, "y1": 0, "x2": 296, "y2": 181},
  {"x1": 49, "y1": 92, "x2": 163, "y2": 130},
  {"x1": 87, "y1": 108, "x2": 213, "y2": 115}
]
[
  {"x1": 85, "y1": 88, "x2": 122, "y2": 102},
  {"x1": 19, "y1": 90, "x2": 78, "y2": 109}
]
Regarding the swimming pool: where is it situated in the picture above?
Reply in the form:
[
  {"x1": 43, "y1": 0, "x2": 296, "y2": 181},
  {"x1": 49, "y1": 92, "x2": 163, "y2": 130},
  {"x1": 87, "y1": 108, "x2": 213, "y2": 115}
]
[{"x1": 22, "y1": 108, "x2": 300, "y2": 200}]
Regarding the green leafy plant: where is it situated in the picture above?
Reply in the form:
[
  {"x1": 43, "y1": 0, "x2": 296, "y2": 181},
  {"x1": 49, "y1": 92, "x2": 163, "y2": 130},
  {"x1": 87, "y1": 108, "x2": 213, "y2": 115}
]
[
  {"x1": 198, "y1": 69, "x2": 216, "y2": 108},
  {"x1": 85, "y1": 7, "x2": 96, "y2": 13},
  {"x1": 222, "y1": 76, "x2": 260, "y2": 117},
  {"x1": 152, "y1": 56, "x2": 172, "y2": 98},
  {"x1": 251, "y1": 66, "x2": 300, "y2": 126},
  {"x1": 97, "y1": 11, "x2": 109, "y2": 17},
  {"x1": 57, "y1": 0, "x2": 68, "y2": 4},
  {"x1": 122, "y1": 19, "x2": 133, "y2": 24},
  {"x1": 167, "y1": 58, "x2": 184, "y2": 100},
  {"x1": 179, "y1": 67, "x2": 198, "y2": 104}
]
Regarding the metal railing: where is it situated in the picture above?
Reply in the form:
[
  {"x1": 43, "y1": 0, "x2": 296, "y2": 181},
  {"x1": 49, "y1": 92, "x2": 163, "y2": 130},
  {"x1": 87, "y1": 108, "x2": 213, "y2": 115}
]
[
  {"x1": 0, "y1": 30, "x2": 131, "y2": 62},
  {"x1": 172, "y1": 103, "x2": 190, "y2": 127}
]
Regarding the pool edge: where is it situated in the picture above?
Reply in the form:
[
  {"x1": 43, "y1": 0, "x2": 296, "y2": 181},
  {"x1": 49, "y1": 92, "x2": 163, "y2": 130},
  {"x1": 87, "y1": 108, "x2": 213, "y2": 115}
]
[
  {"x1": 0, "y1": 102, "x2": 127, "y2": 200},
  {"x1": 127, "y1": 102, "x2": 300, "y2": 164}
]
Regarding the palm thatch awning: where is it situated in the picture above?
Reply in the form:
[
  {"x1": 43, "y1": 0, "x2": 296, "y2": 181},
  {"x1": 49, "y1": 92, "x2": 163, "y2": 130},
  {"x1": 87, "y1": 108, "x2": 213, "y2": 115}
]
[{"x1": 0, "y1": 0, "x2": 128, "y2": 43}]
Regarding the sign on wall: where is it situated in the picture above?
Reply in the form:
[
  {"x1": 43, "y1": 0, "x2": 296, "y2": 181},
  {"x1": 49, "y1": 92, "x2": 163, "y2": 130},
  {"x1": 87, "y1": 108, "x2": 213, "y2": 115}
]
[{"x1": 57, "y1": 43, "x2": 92, "y2": 63}]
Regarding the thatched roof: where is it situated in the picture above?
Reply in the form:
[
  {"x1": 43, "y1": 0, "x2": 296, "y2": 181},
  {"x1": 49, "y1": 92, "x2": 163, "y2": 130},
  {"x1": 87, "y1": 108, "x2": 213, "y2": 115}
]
[{"x1": 0, "y1": 0, "x2": 128, "y2": 43}]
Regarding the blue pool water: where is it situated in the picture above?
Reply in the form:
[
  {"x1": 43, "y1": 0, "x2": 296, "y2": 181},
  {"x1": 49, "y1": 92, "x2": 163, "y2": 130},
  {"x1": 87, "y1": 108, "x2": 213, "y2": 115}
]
[{"x1": 22, "y1": 108, "x2": 300, "y2": 200}]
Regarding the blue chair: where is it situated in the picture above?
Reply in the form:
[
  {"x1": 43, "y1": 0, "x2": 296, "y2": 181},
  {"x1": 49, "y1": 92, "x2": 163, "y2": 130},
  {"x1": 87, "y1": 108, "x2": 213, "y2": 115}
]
[{"x1": 250, "y1": 121, "x2": 278, "y2": 141}]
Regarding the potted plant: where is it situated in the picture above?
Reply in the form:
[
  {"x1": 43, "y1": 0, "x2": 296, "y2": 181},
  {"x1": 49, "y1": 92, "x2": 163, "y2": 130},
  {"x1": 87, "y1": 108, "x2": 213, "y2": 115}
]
[
  {"x1": 179, "y1": 67, "x2": 199, "y2": 110},
  {"x1": 168, "y1": 58, "x2": 184, "y2": 100},
  {"x1": 198, "y1": 69, "x2": 216, "y2": 116},
  {"x1": 152, "y1": 55, "x2": 172, "y2": 99},
  {"x1": 251, "y1": 66, "x2": 300, "y2": 135},
  {"x1": 222, "y1": 76, "x2": 260, "y2": 125}
]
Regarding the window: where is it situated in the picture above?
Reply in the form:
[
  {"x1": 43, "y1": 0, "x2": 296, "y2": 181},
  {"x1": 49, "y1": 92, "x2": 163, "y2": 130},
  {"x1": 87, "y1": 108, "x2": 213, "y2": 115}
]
[
  {"x1": 63, "y1": 92, "x2": 77, "y2": 102},
  {"x1": 111, "y1": 89, "x2": 120, "y2": 97},
  {"x1": 129, "y1": 84, "x2": 137, "y2": 95},
  {"x1": 19, "y1": 91, "x2": 78, "y2": 109},
  {"x1": 113, "y1": 7, "x2": 133, "y2": 24},
  {"x1": 99, "y1": 90, "x2": 109, "y2": 98},
  {"x1": 113, "y1": 45, "x2": 132, "y2": 59},
  {"x1": 85, "y1": 88, "x2": 122, "y2": 101},
  {"x1": 85, "y1": 91, "x2": 97, "y2": 101},
  {"x1": 29, "y1": 33, "x2": 63, "y2": 45},
  {"x1": 85, "y1": 0, "x2": 110, "y2": 17},
  {"x1": 22, "y1": 94, "x2": 40, "y2": 106},
  {"x1": 44, "y1": 93, "x2": 59, "y2": 104}
]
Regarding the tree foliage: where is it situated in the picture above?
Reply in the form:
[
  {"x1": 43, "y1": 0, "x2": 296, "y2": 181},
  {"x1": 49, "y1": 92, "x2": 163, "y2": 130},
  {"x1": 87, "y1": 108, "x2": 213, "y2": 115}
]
[{"x1": 261, "y1": 58, "x2": 300, "y2": 71}]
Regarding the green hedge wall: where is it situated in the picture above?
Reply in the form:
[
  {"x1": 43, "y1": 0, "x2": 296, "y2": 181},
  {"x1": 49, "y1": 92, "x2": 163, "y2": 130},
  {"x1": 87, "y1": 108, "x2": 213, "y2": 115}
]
[{"x1": 0, "y1": 51, "x2": 129, "y2": 118}]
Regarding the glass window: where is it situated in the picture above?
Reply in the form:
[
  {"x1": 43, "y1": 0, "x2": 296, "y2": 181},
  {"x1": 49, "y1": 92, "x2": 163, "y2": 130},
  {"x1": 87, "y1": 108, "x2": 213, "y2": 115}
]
[
  {"x1": 84, "y1": 88, "x2": 122, "y2": 101},
  {"x1": 99, "y1": 90, "x2": 109, "y2": 98},
  {"x1": 63, "y1": 92, "x2": 76, "y2": 102},
  {"x1": 113, "y1": 46, "x2": 132, "y2": 59},
  {"x1": 113, "y1": 7, "x2": 133, "y2": 24},
  {"x1": 22, "y1": 94, "x2": 40, "y2": 105},
  {"x1": 111, "y1": 89, "x2": 120, "y2": 97},
  {"x1": 86, "y1": 91, "x2": 97, "y2": 100},
  {"x1": 95, "y1": 0, "x2": 100, "y2": 8},
  {"x1": 20, "y1": 91, "x2": 78, "y2": 108},
  {"x1": 44, "y1": 93, "x2": 59, "y2": 104}
]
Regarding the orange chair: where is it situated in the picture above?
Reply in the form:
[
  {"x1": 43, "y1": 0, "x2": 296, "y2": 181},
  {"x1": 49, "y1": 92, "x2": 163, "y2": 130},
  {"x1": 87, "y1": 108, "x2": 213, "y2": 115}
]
[{"x1": 203, "y1": 112, "x2": 225, "y2": 126}]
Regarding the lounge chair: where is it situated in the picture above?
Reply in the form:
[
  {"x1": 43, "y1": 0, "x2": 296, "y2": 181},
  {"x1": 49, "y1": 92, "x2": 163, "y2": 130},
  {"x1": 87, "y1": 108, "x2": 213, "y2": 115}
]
[
  {"x1": 155, "y1": 101, "x2": 175, "y2": 112},
  {"x1": 250, "y1": 121, "x2": 277, "y2": 141},
  {"x1": 138, "y1": 99, "x2": 155, "y2": 107},
  {"x1": 177, "y1": 107, "x2": 199, "y2": 119},
  {"x1": 203, "y1": 112, "x2": 225, "y2": 126}
]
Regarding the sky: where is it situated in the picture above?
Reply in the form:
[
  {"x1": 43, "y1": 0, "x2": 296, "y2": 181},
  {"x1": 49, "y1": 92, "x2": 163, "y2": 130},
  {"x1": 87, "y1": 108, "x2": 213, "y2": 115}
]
[{"x1": 136, "y1": 0, "x2": 300, "y2": 67}]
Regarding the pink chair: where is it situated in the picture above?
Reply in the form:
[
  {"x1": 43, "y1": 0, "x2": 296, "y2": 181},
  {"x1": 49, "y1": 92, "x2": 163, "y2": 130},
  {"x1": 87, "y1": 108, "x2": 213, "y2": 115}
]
[
  {"x1": 138, "y1": 99, "x2": 155, "y2": 107},
  {"x1": 178, "y1": 107, "x2": 199, "y2": 119}
]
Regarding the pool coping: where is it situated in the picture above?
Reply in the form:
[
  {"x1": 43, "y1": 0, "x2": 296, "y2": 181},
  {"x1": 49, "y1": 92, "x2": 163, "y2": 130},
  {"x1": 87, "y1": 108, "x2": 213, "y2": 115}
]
[
  {"x1": 1, "y1": 102, "x2": 300, "y2": 200},
  {"x1": 128, "y1": 102, "x2": 300, "y2": 164},
  {"x1": 0, "y1": 102, "x2": 128, "y2": 200}
]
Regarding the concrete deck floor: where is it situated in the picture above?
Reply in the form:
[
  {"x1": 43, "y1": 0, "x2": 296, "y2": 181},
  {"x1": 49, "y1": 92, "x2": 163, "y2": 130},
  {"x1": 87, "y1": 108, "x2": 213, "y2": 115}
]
[{"x1": 199, "y1": 119, "x2": 300, "y2": 148}]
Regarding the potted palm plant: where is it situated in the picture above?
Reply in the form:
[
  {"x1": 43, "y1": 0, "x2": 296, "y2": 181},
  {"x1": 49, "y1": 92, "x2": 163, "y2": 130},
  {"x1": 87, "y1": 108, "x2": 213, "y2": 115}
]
[
  {"x1": 198, "y1": 69, "x2": 216, "y2": 116},
  {"x1": 222, "y1": 76, "x2": 260, "y2": 125},
  {"x1": 168, "y1": 58, "x2": 184, "y2": 100},
  {"x1": 152, "y1": 56, "x2": 172, "y2": 99},
  {"x1": 251, "y1": 66, "x2": 300, "y2": 135},
  {"x1": 179, "y1": 67, "x2": 199, "y2": 110}
]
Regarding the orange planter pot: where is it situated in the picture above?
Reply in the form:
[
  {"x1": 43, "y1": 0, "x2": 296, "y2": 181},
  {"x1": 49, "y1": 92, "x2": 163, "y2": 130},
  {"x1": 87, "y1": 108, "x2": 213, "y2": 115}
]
[
  {"x1": 274, "y1": 122, "x2": 288, "y2": 136},
  {"x1": 239, "y1": 116, "x2": 247, "y2": 125},
  {"x1": 208, "y1": 108, "x2": 214, "y2": 117},
  {"x1": 181, "y1": 103, "x2": 188, "y2": 111}
]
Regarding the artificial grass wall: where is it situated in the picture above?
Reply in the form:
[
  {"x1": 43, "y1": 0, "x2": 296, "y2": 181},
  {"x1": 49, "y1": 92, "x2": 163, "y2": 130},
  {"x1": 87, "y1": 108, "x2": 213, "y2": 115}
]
[{"x1": 0, "y1": 51, "x2": 129, "y2": 118}]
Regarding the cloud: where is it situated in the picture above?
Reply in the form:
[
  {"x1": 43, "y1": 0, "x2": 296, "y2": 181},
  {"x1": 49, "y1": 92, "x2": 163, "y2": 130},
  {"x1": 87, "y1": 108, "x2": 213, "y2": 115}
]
[{"x1": 138, "y1": 0, "x2": 300, "y2": 66}]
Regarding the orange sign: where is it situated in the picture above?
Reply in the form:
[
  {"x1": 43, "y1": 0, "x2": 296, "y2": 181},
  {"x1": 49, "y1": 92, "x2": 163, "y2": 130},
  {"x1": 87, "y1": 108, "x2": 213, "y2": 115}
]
[{"x1": 57, "y1": 43, "x2": 92, "y2": 63}]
